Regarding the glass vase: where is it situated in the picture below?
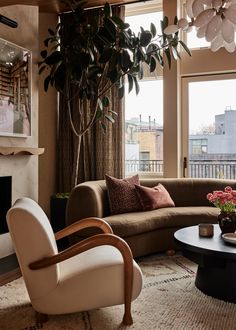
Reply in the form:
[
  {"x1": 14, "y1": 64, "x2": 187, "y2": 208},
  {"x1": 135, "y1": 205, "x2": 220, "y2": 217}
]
[{"x1": 218, "y1": 211, "x2": 236, "y2": 234}]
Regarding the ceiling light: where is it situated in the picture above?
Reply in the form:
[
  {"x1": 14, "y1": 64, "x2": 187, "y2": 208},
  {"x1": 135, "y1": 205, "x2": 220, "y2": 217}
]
[{"x1": 164, "y1": 0, "x2": 236, "y2": 53}]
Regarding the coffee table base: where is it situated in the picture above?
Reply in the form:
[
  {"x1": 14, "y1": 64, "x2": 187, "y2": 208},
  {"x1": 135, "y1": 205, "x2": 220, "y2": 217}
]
[{"x1": 195, "y1": 259, "x2": 236, "y2": 303}]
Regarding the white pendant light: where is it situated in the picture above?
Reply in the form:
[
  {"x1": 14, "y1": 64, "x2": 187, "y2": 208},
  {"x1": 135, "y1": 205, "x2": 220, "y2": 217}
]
[
  {"x1": 164, "y1": 24, "x2": 179, "y2": 35},
  {"x1": 180, "y1": 0, "x2": 236, "y2": 52},
  {"x1": 178, "y1": 18, "x2": 189, "y2": 30},
  {"x1": 192, "y1": 0, "x2": 205, "y2": 17},
  {"x1": 197, "y1": 24, "x2": 208, "y2": 37},
  {"x1": 194, "y1": 8, "x2": 215, "y2": 27},
  {"x1": 224, "y1": 4, "x2": 236, "y2": 24},
  {"x1": 224, "y1": 41, "x2": 236, "y2": 52},
  {"x1": 186, "y1": 0, "x2": 195, "y2": 18},
  {"x1": 205, "y1": 14, "x2": 222, "y2": 41},
  {"x1": 212, "y1": 0, "x2": 222, "y2": 9},
  {"x1": 210, "y1": 34, "x2": 224, "y2": 51},
  {"x1": 222, "y1": 18, "x2": 234, "y2": 43},
  {"x1": 200, "y1": 0, "x2": 213, "y2": 6}
]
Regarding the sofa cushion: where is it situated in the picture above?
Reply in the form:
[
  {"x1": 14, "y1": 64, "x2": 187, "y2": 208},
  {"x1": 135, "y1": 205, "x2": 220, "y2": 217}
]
[
  {"x1": 105, "y1": 174, "x2": 142, "y2": 215},
  {"x1": 103, "y1": 206, "x2": 219, "y2": 237},
  {"x1": 135, "y1": 183, "x2": 175, "y2": 211}
]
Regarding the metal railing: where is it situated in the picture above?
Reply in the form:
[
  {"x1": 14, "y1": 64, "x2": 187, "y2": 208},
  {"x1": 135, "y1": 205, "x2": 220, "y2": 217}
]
[
  {"x1": 125, "y1": 159, "x2": 236, "y2": 179},
  {"x1": 125, "y1": 160, "x2": 163, "y2": 174}
]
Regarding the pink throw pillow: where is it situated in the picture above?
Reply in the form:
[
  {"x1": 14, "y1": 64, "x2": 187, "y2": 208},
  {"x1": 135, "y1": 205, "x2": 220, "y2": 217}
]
[
  {"x1": 105, "y1": 174, "x2": 142, "y2": 215},
  {"x1": 135, "y1": 183, "x2": 175, "y2": 211}
]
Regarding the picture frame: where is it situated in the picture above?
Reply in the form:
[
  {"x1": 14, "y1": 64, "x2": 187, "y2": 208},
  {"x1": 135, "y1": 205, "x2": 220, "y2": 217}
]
[{"x1": 0, "y1": 37, "x2": 32, "y2": 137}]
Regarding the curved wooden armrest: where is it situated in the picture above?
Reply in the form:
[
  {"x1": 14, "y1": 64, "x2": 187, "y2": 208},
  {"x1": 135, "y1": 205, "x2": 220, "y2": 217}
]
[
  {"x1": 29, "y1": 233, "x2": 131, "y2": 270},
  {"x1": 29, "y1": 234, "x2": 134, "y2": 325},
  {"x1": 55, "y1": 217, "x2": 113, "y2": 240}
]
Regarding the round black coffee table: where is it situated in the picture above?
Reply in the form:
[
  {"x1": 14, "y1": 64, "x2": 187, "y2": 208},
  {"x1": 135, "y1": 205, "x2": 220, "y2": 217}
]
[{"x1": 174, "y1": 225, "x2": 236, "y2": 303}]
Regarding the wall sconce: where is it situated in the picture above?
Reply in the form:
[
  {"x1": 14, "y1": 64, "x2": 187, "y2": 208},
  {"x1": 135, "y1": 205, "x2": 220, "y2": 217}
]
[{"x1": 0, "y1": 14, "x2": 18, "y2": 28}]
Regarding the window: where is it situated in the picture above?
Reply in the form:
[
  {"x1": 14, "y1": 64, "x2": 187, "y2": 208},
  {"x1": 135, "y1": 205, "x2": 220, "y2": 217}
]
[
  {"x1": 125, "y1": 8, "x2": 163, "y2": 176},
  {"x1": 190, "y1": 139, "x2": 207, "y2": 155},
  {"x1": 182, "y1": 74, "x2": 236, "y2": 179}
]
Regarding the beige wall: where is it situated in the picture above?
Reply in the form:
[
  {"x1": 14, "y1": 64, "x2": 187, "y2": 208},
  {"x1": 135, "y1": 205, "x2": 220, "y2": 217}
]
[
  {"x1": 38, "y1": 13, "x2": 57, "y2": 216},
  {"x1": 0, "y1": 5, "x2": 39, "y2": 257}
]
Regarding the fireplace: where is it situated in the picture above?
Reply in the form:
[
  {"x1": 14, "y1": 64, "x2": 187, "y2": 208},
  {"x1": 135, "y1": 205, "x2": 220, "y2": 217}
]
[{"x1": 0, "y1": 176, "x2": 12, "y2": 234}]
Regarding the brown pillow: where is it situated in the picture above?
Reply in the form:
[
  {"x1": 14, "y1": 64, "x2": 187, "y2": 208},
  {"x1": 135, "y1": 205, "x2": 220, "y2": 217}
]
[
  {"x1": 135, "y1": 183, "x2": 175, "y2": 211},
  {"x1": 105, "y1": 174, "x2": 142, "y2": 215}
]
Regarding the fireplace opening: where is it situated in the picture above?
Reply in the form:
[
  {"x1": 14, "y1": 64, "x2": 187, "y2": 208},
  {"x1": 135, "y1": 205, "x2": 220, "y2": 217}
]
[{"x1": 0, "y1": 176, "x2": 12, "y2": 234}]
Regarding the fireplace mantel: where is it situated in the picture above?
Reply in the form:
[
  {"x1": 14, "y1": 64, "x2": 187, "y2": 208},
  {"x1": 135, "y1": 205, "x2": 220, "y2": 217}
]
[{"x1": 0, "y1": 147, "x2": 44, "y2": 156}]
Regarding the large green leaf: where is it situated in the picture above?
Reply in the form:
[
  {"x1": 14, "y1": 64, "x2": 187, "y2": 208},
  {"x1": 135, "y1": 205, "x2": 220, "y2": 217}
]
[
  {"x1": 111, "y1": 16, "x2": 130, "y2": 30},
  {"x1": 127, "y1": 74, "x2": 133, "y2": 93},
  {"x1": 54, "y1": 64, "x2": 65, "y2": 92},
  {"x1": 120, "y1": 50, "x2": 132, "y2": 72},
  {"x1": 40, "y1": 50, "x2": 47, "y2": 59},
  {"x1": 78, "y1": 52, "x2": 90, "y2": 68},
  {"x1": 104, "y1": 2, "x2": 112, "y2": 18},
  {"x1": 108, "y1": 68, "x2": 118, "y2": 83},
  {"x1": 164, "y1": 48, "x2": 171, "y2": 69},
  {"x1": 179, "y1": 40, "x2": 192, "y2": 56},
  {"x1": 102, "y1": 96, "x2": 110, "y2": 107},
  {"x1": 45, "y1": 51, "x2": 62, "y2": 65},
  {"x1": 39, "y1": 65, "x2": 46, "y2": 75},
  {"x1": 44, "y1": 75, "x2": 51, "y2": 92},
  {"x1": 99, "y1": 47, "x2": 113, "y2": 63},
  {"x1": 149, "y1": 56, "x2": 156, "y2": 72},
  {"x1": 105, "y1": 114, "x2": 115, "y2": 123},
  {"x1": 150, "y1": 23, "x2": 156, "y2": 38},
  {"x1": 133, "y1": 76, "x2": 140, "y2": 95},
  {"x1": 140, "y1": 31, "x2": 152, "y2": 47}
]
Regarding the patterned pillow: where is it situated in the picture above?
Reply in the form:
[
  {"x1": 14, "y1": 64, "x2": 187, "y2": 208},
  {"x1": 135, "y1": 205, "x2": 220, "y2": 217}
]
[
  {"x1": 135, "y1": 183, "x2": 175, "y2": 211},
  {"x1": 105, "y1": 174, "x2": 142, "y2": 215}
]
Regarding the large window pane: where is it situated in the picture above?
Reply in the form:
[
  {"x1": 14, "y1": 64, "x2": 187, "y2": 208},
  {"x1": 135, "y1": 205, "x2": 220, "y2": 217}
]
[
  {"x1": 125, "y1": 80, "x2": 163, "y2": 175},
  {"x1": 125, "y1": 11, "x2": 163, "y2": 176},
  {"x1": 187, "y1": 77, "x2": 236, "y2": 179}
]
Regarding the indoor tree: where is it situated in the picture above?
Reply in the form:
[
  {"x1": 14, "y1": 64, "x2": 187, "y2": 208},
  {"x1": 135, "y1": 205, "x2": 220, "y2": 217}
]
[{"x1": 39, "y1": 0, "x2": 190, "y2": 187}]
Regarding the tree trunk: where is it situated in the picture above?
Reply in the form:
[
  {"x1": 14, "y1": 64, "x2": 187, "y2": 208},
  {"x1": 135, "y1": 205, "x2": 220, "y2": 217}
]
[{"x1": 71, "y1": 135, "x2": 82, "y2": 189}]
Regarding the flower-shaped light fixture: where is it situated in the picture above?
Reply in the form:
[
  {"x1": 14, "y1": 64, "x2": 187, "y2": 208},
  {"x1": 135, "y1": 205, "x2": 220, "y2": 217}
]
[{"x1": 164, "y1": 0, "x2": 236, "y2": 53}]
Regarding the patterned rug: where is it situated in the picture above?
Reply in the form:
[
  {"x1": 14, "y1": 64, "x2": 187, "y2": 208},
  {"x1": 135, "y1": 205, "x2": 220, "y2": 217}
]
[{"x1": 1, "y1": 254, "x2": 236, "y2": 330}]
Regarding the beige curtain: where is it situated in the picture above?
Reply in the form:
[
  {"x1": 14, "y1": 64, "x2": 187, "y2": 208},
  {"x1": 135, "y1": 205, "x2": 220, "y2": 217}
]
[{"x1": 57, "y1": 6, "x2": 125, "y2": 192}]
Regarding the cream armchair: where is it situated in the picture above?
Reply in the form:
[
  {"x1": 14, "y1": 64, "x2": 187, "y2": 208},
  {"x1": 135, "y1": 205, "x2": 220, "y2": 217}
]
[{"x1": 7, "y1": 197, "x2": 143, "y2": 325}]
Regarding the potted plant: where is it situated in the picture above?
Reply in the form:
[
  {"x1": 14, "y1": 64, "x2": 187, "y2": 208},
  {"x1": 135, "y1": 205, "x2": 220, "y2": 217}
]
[{"x1": 39, "y1": 0, "x2": 190, "y2": 187}]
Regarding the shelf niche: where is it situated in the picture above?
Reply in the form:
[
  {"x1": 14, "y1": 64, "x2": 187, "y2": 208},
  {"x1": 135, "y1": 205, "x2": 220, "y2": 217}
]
[{"x1": 0, "y1": 147, "x2": 44, "y2": 156}]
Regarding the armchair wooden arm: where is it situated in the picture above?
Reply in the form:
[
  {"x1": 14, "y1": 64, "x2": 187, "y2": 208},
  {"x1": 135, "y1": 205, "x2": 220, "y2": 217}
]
[
  {"x1": 55, "y1": 217, "x2": 113, "y2": 240},
  {"x1": 29, "y1": 234, "x2": 133, "y2": 325}
]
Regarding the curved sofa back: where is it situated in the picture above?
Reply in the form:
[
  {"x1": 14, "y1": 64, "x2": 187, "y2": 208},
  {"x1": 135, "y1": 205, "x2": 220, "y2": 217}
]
[{"x1": 66, "y1": 178, "x2": 236, "y2": 225}]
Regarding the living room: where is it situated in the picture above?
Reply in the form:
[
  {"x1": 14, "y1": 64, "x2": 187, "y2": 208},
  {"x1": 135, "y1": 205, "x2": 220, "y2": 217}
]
[{"x1": 1, "y1": 0, "x2": 236, "y2": 328}]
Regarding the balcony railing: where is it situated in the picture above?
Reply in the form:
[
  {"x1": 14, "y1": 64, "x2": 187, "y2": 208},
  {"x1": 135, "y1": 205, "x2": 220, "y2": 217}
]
[
  {"x1": 125, "y1": 160, "x2": 163, "y2": 174},
  {"x1": 125, "y1": 159, "x2": 236, "y2": 179}
]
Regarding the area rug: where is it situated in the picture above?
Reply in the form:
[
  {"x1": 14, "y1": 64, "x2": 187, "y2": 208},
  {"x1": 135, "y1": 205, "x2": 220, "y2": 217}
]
[{"x1": 1, "y1": 254, "x2": 236, "y2": 330}]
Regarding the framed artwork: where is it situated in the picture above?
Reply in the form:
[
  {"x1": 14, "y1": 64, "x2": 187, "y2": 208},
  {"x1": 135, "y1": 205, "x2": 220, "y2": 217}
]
[{"x1": 0, "y1": 37, "x2": 31, "y2": 137}]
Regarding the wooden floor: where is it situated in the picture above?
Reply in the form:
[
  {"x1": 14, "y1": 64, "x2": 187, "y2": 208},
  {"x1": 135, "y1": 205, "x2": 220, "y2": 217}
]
[{"x1": 0, "y1": 254, "x2": 21, "y2": 286}]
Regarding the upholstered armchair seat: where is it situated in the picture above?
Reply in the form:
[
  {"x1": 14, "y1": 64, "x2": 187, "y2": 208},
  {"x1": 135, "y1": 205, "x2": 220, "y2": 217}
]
[
  {"x1": 7, "y1": 197, "x2": 143, "y2": 325},
  {"x1": 32, "y1": 245, "x2": 142, "y2": 315}
]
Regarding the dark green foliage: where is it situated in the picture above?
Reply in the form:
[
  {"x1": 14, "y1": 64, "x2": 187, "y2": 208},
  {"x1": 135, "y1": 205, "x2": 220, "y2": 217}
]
[{"x1": 39, "y1": 0, "x2": 191, "y2": 135}]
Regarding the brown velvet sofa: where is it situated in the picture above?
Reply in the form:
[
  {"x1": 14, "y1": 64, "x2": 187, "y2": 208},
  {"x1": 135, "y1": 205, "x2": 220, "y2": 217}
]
[{"x1": 66, "y1": 178, "x2": 236, "y2": 258}]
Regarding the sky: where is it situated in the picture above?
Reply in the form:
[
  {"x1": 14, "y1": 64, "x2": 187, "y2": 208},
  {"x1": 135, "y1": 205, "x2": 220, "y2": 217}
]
[{"x1": 189, "y1": 79, "x2": 236, "y2": 134}]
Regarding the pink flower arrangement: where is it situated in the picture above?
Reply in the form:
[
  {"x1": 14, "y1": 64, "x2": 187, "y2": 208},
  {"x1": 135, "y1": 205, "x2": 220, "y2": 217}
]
[{"x1": 207, "y1": 186, "x2": 236, "y2": 213}]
